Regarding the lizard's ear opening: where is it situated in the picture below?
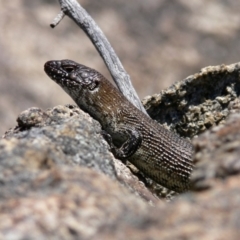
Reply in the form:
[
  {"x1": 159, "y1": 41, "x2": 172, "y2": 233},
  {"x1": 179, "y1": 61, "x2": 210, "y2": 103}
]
[{"x1": 88, "y1": 79, "x2": 100, "y2": 91}]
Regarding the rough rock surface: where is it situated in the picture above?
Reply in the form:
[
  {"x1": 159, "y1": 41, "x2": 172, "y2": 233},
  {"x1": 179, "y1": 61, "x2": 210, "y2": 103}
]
[
  {"x1": 191, "y1": 113, "x2": 240, "y2": 191},
  {"x1": 143, "y1": 62, "x2": 240, "y2": 137},
  {"x1": 3, "y1": 105, "x2": 116, "y2": 180},
  {"x1": 3, "y1": 105, "x2": 156, "y2": 204},
  {"x1": 1, "y1": 62, "x2": 240, "y2": 239}
]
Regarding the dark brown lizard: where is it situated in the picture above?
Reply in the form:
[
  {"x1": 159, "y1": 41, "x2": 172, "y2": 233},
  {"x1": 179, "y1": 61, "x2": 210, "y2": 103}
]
[{"x1": 44, "y1": 59, "x2": 193, "y2": 192}]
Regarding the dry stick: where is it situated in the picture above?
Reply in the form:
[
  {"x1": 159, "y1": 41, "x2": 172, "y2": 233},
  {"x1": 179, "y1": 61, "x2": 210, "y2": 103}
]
[{"x1": 50, "y1": 0, "x2": 148, "y2": 116}]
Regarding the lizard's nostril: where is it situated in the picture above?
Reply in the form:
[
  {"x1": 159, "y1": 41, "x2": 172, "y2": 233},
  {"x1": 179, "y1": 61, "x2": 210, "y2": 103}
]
[{"x1": 44, "y1": 61, "x2": 56, "y2": 70}]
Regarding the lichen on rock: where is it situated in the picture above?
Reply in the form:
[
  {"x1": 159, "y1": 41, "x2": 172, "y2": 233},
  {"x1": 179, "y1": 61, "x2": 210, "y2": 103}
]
[{"x1": 143, "y1": 62, "x2": 240, "y2": 138}]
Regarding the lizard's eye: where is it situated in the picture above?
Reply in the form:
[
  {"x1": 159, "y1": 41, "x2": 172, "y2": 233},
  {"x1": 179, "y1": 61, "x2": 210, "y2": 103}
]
[{"x1": 63, "y1": 66, "x2": 75, "y2": 73}]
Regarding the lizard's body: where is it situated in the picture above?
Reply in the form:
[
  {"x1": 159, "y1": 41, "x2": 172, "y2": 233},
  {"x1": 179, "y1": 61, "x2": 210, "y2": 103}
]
[{"x1": 44, "y1": 59, "x2": 193, "y2": 192}]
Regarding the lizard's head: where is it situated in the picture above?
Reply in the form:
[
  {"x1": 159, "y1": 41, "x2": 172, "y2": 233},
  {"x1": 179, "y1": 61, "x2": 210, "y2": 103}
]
[
  {"x1": 44, "y1": 59, "x2": 123, "y2": 121},
  {"x1": 44, "y1": 60, "x2": 101, "y2": 99}
]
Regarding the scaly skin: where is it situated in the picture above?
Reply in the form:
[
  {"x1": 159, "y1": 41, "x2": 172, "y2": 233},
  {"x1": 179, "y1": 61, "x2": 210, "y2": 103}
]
[{"x1": 44, "y1": 59, "x2": 193, "y2": 192}]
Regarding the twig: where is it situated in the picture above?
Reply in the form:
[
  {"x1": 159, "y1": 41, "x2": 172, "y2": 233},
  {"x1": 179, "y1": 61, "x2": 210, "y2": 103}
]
[
  {"x1": 50, "y1": 0, "x2": 148, "y2": 115},
  {"x1": 50, "y1": 11, "x2": 65, "y2": 28}
]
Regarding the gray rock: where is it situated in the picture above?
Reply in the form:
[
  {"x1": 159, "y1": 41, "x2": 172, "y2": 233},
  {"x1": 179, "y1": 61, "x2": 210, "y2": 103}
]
[
  {"x1": 191, "y1": 113, "x2": 240, "y2": 190},
  {"x1": 143, "y1": 62, "x2": 240, "y2": 138},
  {"x1": 4, "y1": 105, "x2": 117, "y2": 180},
  {"x1": 2, "y1": 105, "x2": 156, "y2": 203},
  {"x1": 0, "y1": 166, "x2": 153, "y2": 240},
  {"x1": 1, "y1": 62, "x2": 240, "y2": 239}
]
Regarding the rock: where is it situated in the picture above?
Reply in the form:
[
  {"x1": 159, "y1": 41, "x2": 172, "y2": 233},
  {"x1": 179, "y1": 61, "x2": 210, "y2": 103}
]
[
  {"x1": 0, "y1": 139, "x2": 239, "y2": 239},
  {"x1": 0, "y1": 166, "x2": 152, "y2": 239},
  {"x1": 1, "y1": 62, "x2": 240, "y2": 239},
  {"x1": 2, "y1": 105, "x2": 157, "y2": 204},
  {"x1": 191, "y1": 113, "x2": 240, "y2": 191},
  {"x1": 143, "y1": 62, "x2": 240, "y2": 138},
  {"x1": 3, "y1": 105, "x2": 117, "y2": 180}
]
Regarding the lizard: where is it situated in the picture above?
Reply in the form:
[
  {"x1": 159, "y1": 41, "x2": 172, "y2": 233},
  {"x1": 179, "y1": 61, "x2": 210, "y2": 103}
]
[{"x1": 44, "y1": 59, "x2": 194, "y2": 192}]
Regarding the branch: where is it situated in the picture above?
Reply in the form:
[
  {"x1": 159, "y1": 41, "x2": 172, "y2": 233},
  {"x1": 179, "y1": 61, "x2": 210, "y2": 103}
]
[{"x1": 50, "y1": 0, "x2": 148, "y2": 115}]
